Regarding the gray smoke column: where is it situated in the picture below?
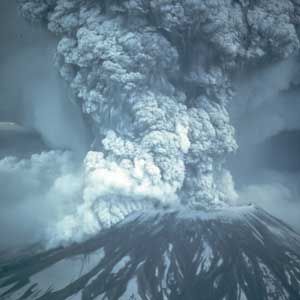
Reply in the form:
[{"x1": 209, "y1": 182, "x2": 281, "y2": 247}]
[{"x1": 12, "y1": 0, "x2": 300, "y2": 244}]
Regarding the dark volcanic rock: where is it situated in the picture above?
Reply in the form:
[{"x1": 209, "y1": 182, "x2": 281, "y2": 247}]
[{"x1": 1, "y1": 206, "x2": 300, "y2": 300}]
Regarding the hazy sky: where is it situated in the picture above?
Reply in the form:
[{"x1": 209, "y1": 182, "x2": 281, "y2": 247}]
[
  {"x1": 228, "y1": 60, "x2": 300, "y2": 231},
  {"x1": 0, "y1": 1, "x2": 90, "y2": 250},
  {"x1": 0, "y1": 0, "x2": 91, "y2": 155}
]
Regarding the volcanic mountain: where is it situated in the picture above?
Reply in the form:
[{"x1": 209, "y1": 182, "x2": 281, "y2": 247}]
[{"x1": 1, "y1": 205, "x2": 300, "y2": 300}]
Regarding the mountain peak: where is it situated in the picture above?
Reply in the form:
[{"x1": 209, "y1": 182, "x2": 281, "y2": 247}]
[{"x1": 1, "y1": 206, "x2": 300, "y2": 300}]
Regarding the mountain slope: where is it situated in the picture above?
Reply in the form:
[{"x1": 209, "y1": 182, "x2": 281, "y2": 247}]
[{"x1": 1, "y1": 205, "x2": 300, "y2": 300}]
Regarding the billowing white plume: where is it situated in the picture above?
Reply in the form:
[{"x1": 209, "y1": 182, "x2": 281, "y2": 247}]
[
  {"x1": 11, "y1": 0, "x2": 300, "y2": 244},
  {"x1": 48, "y1": 151, "x2": 180, "y2": 245}
]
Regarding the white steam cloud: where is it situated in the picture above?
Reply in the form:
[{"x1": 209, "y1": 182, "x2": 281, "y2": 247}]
[
  {"x1": 48, "y1": 151, "x2": 180, "y2": 246},
  {"x1": 0, "y1": 151, "x2": 82, "y2": 250}
]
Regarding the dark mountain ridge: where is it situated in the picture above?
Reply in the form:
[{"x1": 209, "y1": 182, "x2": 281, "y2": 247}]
[{"x1": 1, "y1": 205, "x2": 300, "y2": 300}]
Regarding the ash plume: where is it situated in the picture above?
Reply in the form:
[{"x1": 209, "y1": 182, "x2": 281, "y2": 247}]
[{"x1": 1, "y1": 0, "x2": 300, "y2": 246}]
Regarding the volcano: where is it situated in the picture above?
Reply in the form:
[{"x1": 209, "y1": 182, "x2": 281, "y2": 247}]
[{"x1": 1, "y1": 205, "x2": 300, "y2": 300}]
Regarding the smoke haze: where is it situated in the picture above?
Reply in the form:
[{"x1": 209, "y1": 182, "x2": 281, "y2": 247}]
[
  {"x1": 0, "y1": 151, "x2": 82, "y2": 250},
  {"x1": 229, "y1": 59, "x2": 300, "y2": 231},
  {"x1": 0, "y1": 0, "x2": 90, "y2": 156},
  {"x1": 0, "y1": 0, "x2": 90, "y2": 250}
]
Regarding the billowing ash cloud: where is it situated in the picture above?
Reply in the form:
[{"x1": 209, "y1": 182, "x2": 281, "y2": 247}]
[{"x1": 2, "y1": 0, "x2": 299, "y2": 244}]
